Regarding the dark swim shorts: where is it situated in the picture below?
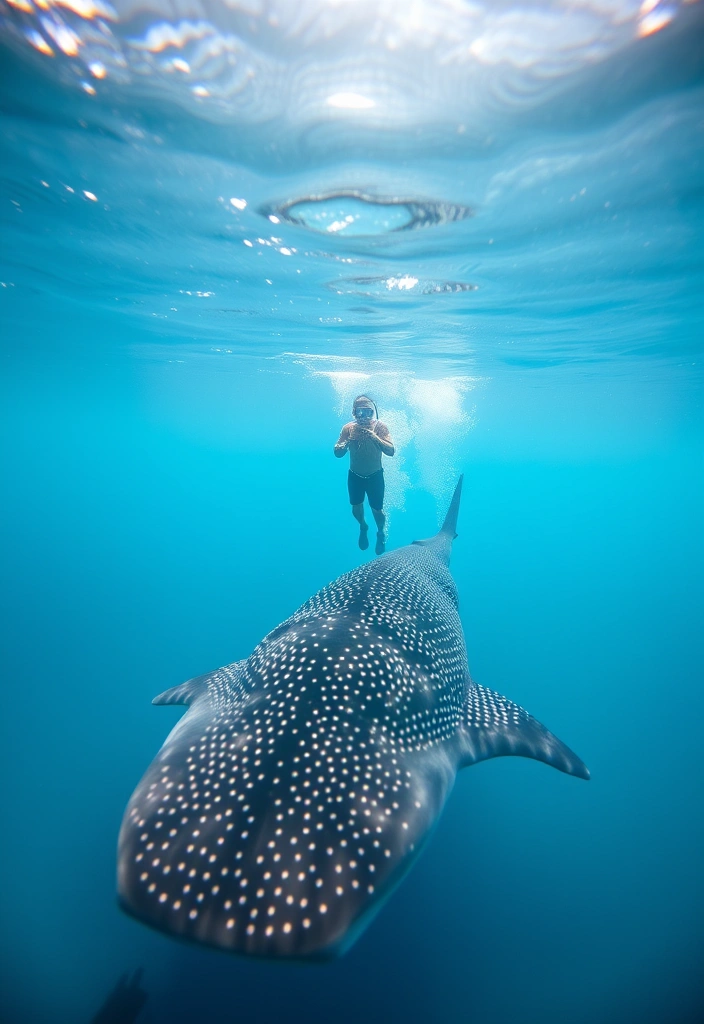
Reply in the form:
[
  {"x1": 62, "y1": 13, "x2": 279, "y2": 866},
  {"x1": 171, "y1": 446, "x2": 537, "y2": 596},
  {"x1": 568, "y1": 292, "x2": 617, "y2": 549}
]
[{"x1": 348, "y1": 469, "x2": 385, "y2": 510}]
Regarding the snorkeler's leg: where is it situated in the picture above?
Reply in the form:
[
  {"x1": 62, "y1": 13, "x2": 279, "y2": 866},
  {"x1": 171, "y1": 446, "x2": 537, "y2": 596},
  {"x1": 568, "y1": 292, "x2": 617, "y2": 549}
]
[
  {"x1": 352, "y1": 503, "x2": 366, "y2": 525},
  {"x1": 348, "y1": 472, "x2": 369, "y2": 550},
  {"x1": 371, "y1": 507, "x2": 386, "y2": 531},
  {"x1": 371, "y1": 508, "x2": 386, "y2": 554},
  {"x1": 368, "y1": 471, "x2": 386, "y2": 554},
  {"x1": 352, "y1": 503, "x2": 369, "y2": 550}
]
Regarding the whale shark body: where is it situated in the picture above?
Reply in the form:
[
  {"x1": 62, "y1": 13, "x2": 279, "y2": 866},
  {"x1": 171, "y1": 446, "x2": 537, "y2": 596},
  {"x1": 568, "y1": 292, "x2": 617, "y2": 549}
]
[{"x1": 118, "y1": 477, "x2": 588, "y2": 958}]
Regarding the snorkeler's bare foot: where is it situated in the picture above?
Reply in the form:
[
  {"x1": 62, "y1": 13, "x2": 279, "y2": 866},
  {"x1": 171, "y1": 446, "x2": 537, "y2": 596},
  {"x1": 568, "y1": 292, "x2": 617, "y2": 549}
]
[
  {"x1": 375, "y1": 531, "x2": 386, "y2": 556},
  {"x1": 358, "y1": 523, "x2": 369, "y2": 550}
]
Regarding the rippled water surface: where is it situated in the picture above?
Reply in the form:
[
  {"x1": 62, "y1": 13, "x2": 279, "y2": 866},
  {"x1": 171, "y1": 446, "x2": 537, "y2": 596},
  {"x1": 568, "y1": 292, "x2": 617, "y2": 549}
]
[{"x1": 1, "y1": 3, "x2": 703, "y2": 1023}]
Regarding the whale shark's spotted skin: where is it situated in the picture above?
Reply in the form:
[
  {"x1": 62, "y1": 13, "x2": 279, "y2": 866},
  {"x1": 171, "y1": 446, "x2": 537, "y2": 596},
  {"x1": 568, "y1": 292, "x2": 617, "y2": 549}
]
[{"x1": 118, "y1": 479, "x2": 588, "y2": 958}]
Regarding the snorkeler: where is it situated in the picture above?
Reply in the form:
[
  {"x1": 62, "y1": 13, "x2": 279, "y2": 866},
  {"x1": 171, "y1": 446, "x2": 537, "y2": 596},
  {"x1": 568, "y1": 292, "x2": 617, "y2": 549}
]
[{"x1": 334, "y1": 395, "x2": 395, "y2": 555}]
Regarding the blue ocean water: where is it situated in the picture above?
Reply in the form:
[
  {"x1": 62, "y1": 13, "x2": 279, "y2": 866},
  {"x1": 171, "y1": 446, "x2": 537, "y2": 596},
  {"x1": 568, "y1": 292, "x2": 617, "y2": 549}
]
[{"x1": 1, "y1": 2, "x2": 703, "y2": 1022}]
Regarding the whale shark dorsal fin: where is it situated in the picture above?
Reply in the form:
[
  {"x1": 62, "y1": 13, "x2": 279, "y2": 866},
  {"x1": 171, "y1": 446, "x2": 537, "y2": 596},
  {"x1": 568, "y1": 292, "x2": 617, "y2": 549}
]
[{"x1": 459, "y1": 683, "x2": 590, "y2": 780}]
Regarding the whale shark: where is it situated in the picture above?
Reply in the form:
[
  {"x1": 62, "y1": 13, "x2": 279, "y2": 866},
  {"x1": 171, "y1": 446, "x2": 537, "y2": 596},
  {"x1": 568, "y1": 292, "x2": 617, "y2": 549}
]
[{"x1": 118, "y1": 476, "x2": 588, "y2": 959}]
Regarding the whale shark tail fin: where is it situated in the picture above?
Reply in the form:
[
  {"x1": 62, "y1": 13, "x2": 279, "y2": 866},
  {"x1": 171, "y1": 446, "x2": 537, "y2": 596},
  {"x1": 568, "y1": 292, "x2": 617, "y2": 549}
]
[
  {"x1": 458, "y1": 682, "x2": 590, "y2": 780},
  {"x1": 440, "y1": 474, "x2": 463, "y2": 539},
  {"x1": 412, "y1": 475, "x2": 464, "y2": 565}
]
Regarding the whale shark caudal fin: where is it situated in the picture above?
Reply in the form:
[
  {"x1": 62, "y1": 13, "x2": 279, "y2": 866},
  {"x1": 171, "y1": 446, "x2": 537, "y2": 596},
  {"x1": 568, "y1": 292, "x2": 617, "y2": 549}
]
[
  {"x1": 458, "y1": 683, "x2": 590, "y2": 780},
  {"x1": 413, "y1": 475, "x2": 464, "y2": 564},
  {"x1": 440, "y1": 474, "x2": 463, "y2": 538}
]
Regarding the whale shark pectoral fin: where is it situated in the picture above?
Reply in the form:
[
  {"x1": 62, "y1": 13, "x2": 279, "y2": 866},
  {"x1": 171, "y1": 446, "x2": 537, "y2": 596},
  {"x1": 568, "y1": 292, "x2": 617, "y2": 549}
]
[
  {"x1": 458, "y1": 683, "x2": 590, "y2": 780},
  {"x1": 152, "y1": 675, "x2": 211, "y2": 707},
  {"x1": 152, "y1": 660, "x2": 248, "y2": 708}
]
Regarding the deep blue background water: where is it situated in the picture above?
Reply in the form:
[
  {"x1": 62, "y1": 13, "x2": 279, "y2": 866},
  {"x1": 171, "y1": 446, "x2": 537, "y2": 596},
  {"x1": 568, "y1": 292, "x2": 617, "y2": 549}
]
[
  {"x1": 1, "y1": 303, "x2": 702, "y2": 1024},
  {"x1": 1, "y1": 4, "x2": 703, "y2": 1022}
]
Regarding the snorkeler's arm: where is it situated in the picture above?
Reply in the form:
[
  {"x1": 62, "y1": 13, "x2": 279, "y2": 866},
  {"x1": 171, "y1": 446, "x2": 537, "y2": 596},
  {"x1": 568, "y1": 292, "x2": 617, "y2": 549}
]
[
  {"x1": 373, "y1": 421, "x2": 395, "y2": 457},
  {"x1": 334, "y1": 424, "x2": 352, "y2": 457}
]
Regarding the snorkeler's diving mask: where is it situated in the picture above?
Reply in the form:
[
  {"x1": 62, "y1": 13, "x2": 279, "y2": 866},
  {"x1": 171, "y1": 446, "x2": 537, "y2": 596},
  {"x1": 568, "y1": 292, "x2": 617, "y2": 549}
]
[{"x1": 355, "y1": 407, "x2": 374, "y2": 420}]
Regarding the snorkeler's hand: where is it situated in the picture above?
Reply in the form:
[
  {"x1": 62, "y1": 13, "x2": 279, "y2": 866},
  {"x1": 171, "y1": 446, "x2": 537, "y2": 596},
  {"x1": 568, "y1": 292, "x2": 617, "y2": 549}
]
[
  {"x1": 364, "y1": 427, "x2": 387, "y2": 447},
  {"x1": 353, "y1": 426, "x2": 376, "y2": 441}
]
